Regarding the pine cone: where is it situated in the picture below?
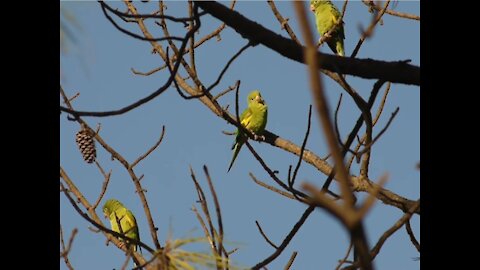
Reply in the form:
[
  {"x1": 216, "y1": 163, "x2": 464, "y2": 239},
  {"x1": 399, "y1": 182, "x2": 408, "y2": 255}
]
[{"x1": 75, "y1": 128, "x2": 96, "y2": 164}]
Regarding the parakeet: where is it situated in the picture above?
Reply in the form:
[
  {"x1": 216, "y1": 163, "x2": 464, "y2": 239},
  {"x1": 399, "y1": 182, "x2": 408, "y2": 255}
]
[
  {"x1": 103, "y1": 199, "x2": 142, "y2": 254},
  {"x1": 310, "y1": 0, "x2": 345, "y2": 56},
  {"x1": 228, "y1": 90, "x2": 268, "y2": 172}
]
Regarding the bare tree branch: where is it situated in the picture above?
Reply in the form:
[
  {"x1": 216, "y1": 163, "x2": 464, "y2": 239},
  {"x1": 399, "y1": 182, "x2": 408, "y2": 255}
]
[
  {"x1": 362, "y1": 0, "x2": 420, "y2": 21},
  {"x1": 92, "y1": 161, "x2": 112, "y2": 210},
  {"x1": 60, "y1": 224, "x2": 77, "y2": 270},
  {"x1": 351, "y1": 0, "x2": 391, "y2": 58},
  {"x1": 335, "y1": 241, "x2": 354, "y2": 270},
  {"x1": 283, "y1": 251, "x2": 298, "y2": 270},
  {"x1": 251, "y1": 206, "x2": 315, "y2": 270},
  {"x1": 289, "y1": 105, "x2": 312, "y2": 189},
  {"x1": 131, "y1": 126, "x2": 166, "y2": 168},
  {"x1": 255, "y1": 220, "x2": 279, "y2": 249},
  {"x1": 203, "y1": 165, "x2": 225, "y2": 257},
  {"x1": 371, "y1": 200, "x2": 420, "y2": 259},
  {"x1": 267, "y1": 0, "x2": 301, "y2": 45},
  {"x1": 405, "y1": 219, "x2": 420, "y2": 252},
  {"x1": 99, "y1": 1, "x2": 205, "y2": 22},
  {"x1": 131, "y1": 65, "x2": 167, "y2": 76},
  {"x1": 342, "y1": 200, "x2": 420, "y2": 270},
  {"x1": 194, "y1": 1, "x2": 420, "y2": 85}
]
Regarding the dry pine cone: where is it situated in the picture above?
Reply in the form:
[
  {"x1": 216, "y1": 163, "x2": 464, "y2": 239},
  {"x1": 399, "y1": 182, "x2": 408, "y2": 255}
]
[{"x1": 75, "y1": 129, "x2": 96, "y2": 163}]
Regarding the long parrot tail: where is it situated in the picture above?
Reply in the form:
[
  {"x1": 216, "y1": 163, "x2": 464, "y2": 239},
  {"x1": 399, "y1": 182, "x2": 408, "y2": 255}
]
[
  {"x1": 227, "y1": 141, "x2": 243, "y2": 172},
  {"x1": 327, "y1": 39, "x2": 344, "y2": 57},
  {"x1": 336, "y1": 40, "x2": 344, "y2": 57},
  {"x1": 131, "y1": 245, "x2": 141, "y2": 268}
]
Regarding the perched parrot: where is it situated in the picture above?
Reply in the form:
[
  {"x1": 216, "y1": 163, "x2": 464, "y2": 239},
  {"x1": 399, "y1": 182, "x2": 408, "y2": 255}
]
[
  {"x1": 103, "y1": 199, "x2": 142, "y2": 254},
  {"x1": 227, "y1": 90, "x2": 268, "y2": 172},
  {"x1": 310, "y1": 0, "x2": 345, "y2": 56}
]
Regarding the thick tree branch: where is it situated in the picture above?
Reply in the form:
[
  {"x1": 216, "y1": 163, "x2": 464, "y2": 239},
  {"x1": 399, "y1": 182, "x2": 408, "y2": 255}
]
[{"x1": 194, "y1": 1, "x2": 419, "y2": 86}]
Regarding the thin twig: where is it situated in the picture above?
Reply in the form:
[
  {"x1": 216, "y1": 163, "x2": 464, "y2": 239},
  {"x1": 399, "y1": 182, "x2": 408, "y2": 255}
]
[
  {"x1": 362, "y1": 0, "x2": 419, "y2": 21},
  {"x1": 351, "y1": 0, "x2": 391, "y2": 58},
  {"x1": 178, "y1": 0, "x2": 237, "y2": 57},
  {"x1": 190, "y1": 167, "x2": 219, "y2": 253},
  {"x1": 334, "y1": 94, "x2": 345, "y2": 148},
  {"x1": 131, "y1": 65, "x2": 167, "y2": 76},
  {"x1": 131, "y1": 126, "x2": 166, "y2": 168},
  {"x1": 347, "y1": 82, "x2": 390, "y2": 170},
  {"x1": 339, "y1": 200, "x2": 421, "y2": 270},
  {"x1": 67, "y1": 92, "x2": 80, "y2": 103},
  {"x1": 335, "y1": 241, "x2": 354, "y2": 270},
  {"x1": 92, "y1": 163, "x2": 112, "y2": 210},
  {"x1": 284, "y1": 251, "x2": 298, "y2": 270},
  {"x1": 165, "y1": 46, "x2": 200, "y2": 100},
  {"x1": 205, "y1": 41, "x2": 252, "y2": 92},
  {"x1": 356, "y1": 107, "x2": 399, "y2": 156},
  {"x1": 60, "y1": 224, "x2": 78, "y2": 270},
  {"x1": 405, "y1": 219, "x2": 420, "y2": 252},
  {"x1": 213, "y1": 81, "x2": 239, "y2": 101},
  {"x1": 203, "y1": 165, "x2": 225, "y2": 257},
  {"x1": 255, "y1": 220, "x2": 279, "y2": 249},
  {"x1": 250, "y1": 173, "x2": 300, "y2": 201},
  {"x1": 370, "y1": 200, "x2": 420, "y2": 259},
  {"x1": 323, "y1": 80, "x2": 385, "y2": 191},
  {"x1": 222, "y1": 130, "x2": 236, "y2": 136},
  {"x1": 267, "y1": 0, "x2": 301, "y2": 45},
  {"x1": 245, "y1": 141, "x2": 309, "y2": 200},
  {"x1": 158, "y1": 0, "x2": 205, "y2": 91},
  {"x1": 192, "y1": 205, "x2": 217, "y2": 253},
  {"x1": 289, "y1": 105, "x2": 312, "y2": 188},
  {"x1": 251, "y1": 206, "x2": 315, "y2": 270}
]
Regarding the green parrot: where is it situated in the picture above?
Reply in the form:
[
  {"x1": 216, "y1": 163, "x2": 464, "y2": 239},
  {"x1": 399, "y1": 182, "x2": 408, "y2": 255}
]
[
  {"x1": 228, "y1": 90, "x2": 268, "y2": 172},
  {"x1": 310, "y1": 0, "x2": 345, "y2": 56},
  {"x1": 103, "y1": 199, "x2": 142, "y2": 254}
]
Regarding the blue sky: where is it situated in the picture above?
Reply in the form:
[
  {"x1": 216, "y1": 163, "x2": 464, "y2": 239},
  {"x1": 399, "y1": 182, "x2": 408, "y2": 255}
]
[{"x1": 60, "y1": 1, "x2": 419, "y2": 269}]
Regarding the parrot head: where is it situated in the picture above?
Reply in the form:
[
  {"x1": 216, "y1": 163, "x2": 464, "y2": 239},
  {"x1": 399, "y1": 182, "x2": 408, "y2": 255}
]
[
  {"x1": 247, "y1": 90, "x2": 265, "y2": 105},
  {"x1": 103, "y1": 199, "x2": 123, "y2": 218},
  {"x1": 310, "y1": 0, "x2": 329, "y2": 12}
]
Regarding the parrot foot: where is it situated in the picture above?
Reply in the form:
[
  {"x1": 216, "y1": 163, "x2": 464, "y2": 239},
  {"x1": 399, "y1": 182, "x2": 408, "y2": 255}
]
[
  {"x1": 118, "y1": 242, "x2": 126, "y2": 249},
  {"x1": 253, "y1": 133, "x2": 265, "y2": 141}
]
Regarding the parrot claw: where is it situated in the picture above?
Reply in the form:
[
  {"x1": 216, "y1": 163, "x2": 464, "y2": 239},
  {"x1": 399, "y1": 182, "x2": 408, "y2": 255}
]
[
  {"x1": 253, "y1": 133, "x2": 265, "y2": 142},
  {"x1": 118, "y1": 242, "x2": 126, "y2": 249}
]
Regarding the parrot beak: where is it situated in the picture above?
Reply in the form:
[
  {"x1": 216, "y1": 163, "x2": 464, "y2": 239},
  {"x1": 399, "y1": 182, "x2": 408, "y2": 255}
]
[
  {"x1": 310, "y1": 4, "x2": 315, "y2": 12},
  {"x1": 255, "y1": 95, "x2": 264, "y2": 104}
]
